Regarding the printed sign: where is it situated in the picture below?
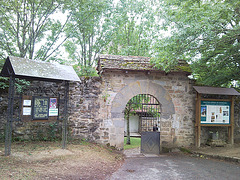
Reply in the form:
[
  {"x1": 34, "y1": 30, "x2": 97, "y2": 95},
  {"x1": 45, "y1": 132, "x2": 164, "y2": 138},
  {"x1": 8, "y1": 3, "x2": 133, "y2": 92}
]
[
  {"x1": 23, "y1": 100, "x2": 31, "y2": 106},
  {"x1": 23, "y1": 107, "x2": 31, "y2": 115},
  {"x1": 201, "y1": 101, "x2": 230, "y2": 124},
  {"x1": 49, "y1": 109, "x2": 58, "y2": 116},
  {"x1": 49, "y1": 98, "x2": 58, "y2": 116},
  {"x1": 49, "y1": 98, "x2": 57, "y2": 109},
  {"x1": 32, "y1": 97, "x2": 49, "y2": 120}
]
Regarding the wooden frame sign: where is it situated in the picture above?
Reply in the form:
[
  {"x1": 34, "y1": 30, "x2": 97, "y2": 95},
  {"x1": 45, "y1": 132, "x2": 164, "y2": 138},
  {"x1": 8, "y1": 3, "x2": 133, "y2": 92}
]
[{"x1": 193, "y1": 86, "x2": 240, "y2": 148}]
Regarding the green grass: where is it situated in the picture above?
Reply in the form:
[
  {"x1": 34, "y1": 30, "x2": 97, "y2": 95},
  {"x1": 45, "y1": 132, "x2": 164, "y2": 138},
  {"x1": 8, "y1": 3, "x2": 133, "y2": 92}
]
[{"x1": 124, "y1": 137, "x2": 141, "y2": 150}]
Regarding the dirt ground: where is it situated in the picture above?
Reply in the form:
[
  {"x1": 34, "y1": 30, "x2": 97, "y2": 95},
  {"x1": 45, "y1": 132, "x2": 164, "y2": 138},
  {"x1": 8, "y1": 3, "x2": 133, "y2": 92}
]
[{"x1": 0, "y1": 141, "x2": 124, "y2": 180}]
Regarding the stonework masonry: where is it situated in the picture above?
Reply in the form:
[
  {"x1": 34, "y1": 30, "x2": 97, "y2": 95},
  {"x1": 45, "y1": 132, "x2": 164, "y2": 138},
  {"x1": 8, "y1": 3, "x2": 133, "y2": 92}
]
[
  {"x1": 69, "y1": 74, "x2": 240, "y2": 148},
  {"x1": 1, "y1": 74, "x2": 240, "y2": 149},
  {"x1": 1, "y1": 71, "x2": 196, "y2": 149},
  {"x1": 1, "y1": 55, "x2": 240, "y2": 150},
  {"x1": 67, "y1": 70, "x2": 196, "y2": 149},
  {"x1": 68, "y1": 77, "x2": 102, "y2": 141}
]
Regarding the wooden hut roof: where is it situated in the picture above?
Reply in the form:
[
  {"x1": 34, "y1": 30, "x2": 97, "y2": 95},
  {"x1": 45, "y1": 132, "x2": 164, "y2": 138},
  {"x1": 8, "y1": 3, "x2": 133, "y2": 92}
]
[{"x1": 1, "y1": 56, "x2": 80, "y2": 82}]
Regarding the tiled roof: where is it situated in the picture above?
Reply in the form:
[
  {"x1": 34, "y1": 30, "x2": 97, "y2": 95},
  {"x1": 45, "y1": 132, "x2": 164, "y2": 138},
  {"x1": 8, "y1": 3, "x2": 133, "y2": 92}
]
[
  {"x1": 97, "y1": 54, "x2": 155, "y2": 72},
  {"x1": 97, "y1": 54, "x2": 191, "y2": 74}
]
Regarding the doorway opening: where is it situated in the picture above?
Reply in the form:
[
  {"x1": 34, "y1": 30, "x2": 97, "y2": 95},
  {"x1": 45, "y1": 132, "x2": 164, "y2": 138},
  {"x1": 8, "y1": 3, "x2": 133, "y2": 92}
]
[{"x1": 124, "y1": 94, "x2": 161, "y2": 152}]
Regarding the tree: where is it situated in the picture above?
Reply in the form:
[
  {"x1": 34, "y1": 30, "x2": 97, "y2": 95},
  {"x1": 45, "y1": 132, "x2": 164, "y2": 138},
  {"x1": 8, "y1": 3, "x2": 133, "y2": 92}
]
[
  {"x1": 124, "y1": 95, "x2": 145, "y2": 145},
  {"x1": 0, "y1": 0, "x2": 71, "y2": 90},
  {"x1": 63, "y1": 0, "x2": 113, "y2": 76},
  {"x1": 152, "y1": 0, "x2": 240, "y2": 87},
  {"x1": 106, "y1": 0, "x2": 159, "y2": 57},
  {"x1": 124, "y1": 94, "x2": 160, "y2": 145},
  {"x1": 124, "y1": 102, "x2": 132, "y2": 145},
  {"x1": 0, "y1": 0, "x2": 69, "y2": 61}
]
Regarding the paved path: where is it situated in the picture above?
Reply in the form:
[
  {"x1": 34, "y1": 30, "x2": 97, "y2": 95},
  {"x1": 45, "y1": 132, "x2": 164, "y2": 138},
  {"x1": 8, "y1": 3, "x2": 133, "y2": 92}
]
[{"x1": 109, "y1": 149, "x2": 240, "y2": 180}]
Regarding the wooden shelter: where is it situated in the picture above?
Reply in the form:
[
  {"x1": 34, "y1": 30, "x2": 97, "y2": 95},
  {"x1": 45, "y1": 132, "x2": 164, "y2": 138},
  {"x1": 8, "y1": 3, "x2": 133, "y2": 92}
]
[
  {"x1": 194, "y1": 86, "x2": 240, "y2": 147},
  {"x1": 0, "y1": 56, "x2": 80, "y2": 155}
]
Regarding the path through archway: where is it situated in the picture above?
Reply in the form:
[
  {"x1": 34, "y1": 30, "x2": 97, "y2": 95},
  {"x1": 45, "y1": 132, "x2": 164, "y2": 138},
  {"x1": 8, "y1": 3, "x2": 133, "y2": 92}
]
[
  {"x1": 124, "y1": 94, "x2": 161, "y2": 154},
  {"x1": 110, "y1": 80, "x2": 175, "y2": 150}
]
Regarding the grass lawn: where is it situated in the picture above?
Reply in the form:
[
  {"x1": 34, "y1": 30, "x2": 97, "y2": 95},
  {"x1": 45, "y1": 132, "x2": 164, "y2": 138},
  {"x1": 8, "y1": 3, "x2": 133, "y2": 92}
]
[{"x1": 124, "y1": 137, "x2": 141, "y2": 150}]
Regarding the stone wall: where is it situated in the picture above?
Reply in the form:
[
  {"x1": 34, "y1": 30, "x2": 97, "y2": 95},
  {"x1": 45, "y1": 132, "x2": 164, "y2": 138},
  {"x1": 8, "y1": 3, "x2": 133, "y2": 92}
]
[
  {"x1": 1, "y1": 73, "x2": 240, "y2": 149},
  {"x1": 68, "y1": 77, "x2": 102, "y2": 141},
  {"x1": 68, "y1": 70, "x2": 196, "y2": 149},
  {"x1": 67, "y1": 71, "x2": 240, "y2": 148}
]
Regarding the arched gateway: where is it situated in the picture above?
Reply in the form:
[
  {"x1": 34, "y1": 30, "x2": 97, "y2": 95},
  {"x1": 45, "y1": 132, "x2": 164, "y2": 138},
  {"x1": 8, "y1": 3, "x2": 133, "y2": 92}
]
[
  {"x1": 94, "y1": 54, "x2": 195, "y2": 150},
  {"x1": 110, "y1": 80, "x2": 175, "y2": 149}
]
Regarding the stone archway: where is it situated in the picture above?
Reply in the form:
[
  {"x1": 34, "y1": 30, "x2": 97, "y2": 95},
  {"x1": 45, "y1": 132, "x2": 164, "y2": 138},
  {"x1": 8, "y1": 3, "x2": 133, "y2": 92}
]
[{"x1": 110, "y1": 80, "x2": 175, "y2": 149}]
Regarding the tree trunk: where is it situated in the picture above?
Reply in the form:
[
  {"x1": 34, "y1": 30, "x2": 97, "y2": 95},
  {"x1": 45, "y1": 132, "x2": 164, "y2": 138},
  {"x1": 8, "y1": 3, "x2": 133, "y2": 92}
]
[{"x1": 126, "y1": 110, "x2": 131, "y2": 145}]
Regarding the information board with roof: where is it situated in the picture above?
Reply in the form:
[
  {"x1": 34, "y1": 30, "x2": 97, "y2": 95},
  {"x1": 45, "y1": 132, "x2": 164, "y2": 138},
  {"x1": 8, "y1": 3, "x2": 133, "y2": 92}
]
[
  {"x1": 193, "y1": 86, "x2": 240, "y2": 147},
  {"x1": 0, "y1": 56, "x2": 80, "y2": 156}
]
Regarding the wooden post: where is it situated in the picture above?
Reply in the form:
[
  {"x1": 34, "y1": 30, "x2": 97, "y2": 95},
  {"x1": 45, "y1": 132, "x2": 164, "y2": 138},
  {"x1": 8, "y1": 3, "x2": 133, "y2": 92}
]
[
  {"x1": 195, "y1": 93, "x2": 201, "y2": 147},
  {"x1": 195, "y1": 93, "x2": 198, "y2": 147},
  {"x1": 62, "y1": 81, "x2": 69, "y2": 149},
  {"x1": 5, "y1": 75, "x2": 15, "y2": 156},
  {"x1": 229, "y1": 96, "x2": 234, "y2": 145}
]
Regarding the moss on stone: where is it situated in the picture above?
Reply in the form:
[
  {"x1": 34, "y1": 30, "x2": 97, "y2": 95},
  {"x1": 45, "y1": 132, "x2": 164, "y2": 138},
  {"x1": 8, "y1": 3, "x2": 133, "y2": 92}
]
[{"x1": 175, "y1": 65, "x2": 192, "y2": 73}]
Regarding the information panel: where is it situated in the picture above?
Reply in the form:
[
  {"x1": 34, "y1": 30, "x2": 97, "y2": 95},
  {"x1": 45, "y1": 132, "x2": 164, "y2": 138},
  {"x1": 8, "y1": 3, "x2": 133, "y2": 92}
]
[
  {"x1": 49, "y1": 98, "x2": 58, "y2": 116},
  {"x1": 32, "y1": 97, "x2": 49, "y2": 120},
  {"x1": 201, "y1": 101, "x2": 230, "y2": 124}
]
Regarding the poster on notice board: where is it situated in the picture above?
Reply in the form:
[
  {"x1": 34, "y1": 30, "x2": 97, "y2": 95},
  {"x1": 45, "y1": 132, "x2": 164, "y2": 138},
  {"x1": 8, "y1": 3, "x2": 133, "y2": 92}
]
[
  {"x1": 49, "y1": 98, "x2": 58, "y2": 116},
  {"x1": 201, "y1": 101, "x2": 230, "y2": 124}
]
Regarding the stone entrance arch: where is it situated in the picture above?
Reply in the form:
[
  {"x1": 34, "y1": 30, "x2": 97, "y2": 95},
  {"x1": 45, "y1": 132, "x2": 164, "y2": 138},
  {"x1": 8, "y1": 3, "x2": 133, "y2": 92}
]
[
  {"x1": 67, "y1": 54, "x2": 195, "y2": 150},
  {"x1": 110, "y1": 80, "x2": 175, "y2": 149}
]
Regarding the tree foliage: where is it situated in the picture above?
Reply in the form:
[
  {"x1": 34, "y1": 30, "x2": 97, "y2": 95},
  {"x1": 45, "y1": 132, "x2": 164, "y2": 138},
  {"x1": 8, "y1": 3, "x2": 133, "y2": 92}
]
[
  {"x1": 1, "y1": 0, "x2": 239, "y2": 87},
  {"x1": 0, "y1": 0, "x2": 69, "y2": 61},
  {"x1": 106, "y1": 0, "x2": 159, "y2": 57},
  {"x1": 152, "y1": 0, "x2": 240, "y2": 87},
  {"x1": 0, "y1": 0, "x2": 70, "y2": 90},
  {"x1": 63, "y1": 0, "x2": 113, "y2": 76}
]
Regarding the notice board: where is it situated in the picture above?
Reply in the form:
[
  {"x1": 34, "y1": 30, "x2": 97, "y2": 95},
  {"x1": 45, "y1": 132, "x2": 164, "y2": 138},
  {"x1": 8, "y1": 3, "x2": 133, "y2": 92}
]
[
  {"x1": 21, "y1": 95, "x2": 58, "y2": 121},
  {"x1": 201, "y1": 101, "x2": 230, "y2": 124},
  {"x1": 32, "y1": 97, "x2": 49, "y2": 120}
]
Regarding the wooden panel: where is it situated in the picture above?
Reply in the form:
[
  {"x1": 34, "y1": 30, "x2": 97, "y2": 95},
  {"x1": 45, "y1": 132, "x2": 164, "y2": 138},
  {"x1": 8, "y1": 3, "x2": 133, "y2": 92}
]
[
  {"x1": 195, "y1": 93, "x2": 201, "y2": 147},
  {"x1": 200, "y1": 124, "x2": 231, "y2": 127},
  {"x1": 201, "y1": 98, "x2": 231, "y2": 102}
]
